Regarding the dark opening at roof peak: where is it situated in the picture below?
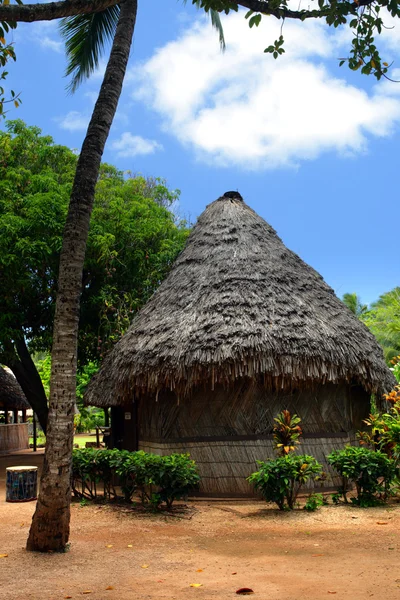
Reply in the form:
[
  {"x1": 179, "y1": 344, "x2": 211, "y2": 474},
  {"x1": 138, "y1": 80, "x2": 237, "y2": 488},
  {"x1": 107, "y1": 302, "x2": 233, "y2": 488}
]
[{"x1": 222, "y1": 191, "x2": 243, "y2": 201}]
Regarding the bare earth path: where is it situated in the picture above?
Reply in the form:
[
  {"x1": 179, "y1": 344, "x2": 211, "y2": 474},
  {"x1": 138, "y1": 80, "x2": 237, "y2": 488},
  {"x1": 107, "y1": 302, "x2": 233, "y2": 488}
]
[{"x1": 0, "y1": 452, "x2": 400, "y2": 600}]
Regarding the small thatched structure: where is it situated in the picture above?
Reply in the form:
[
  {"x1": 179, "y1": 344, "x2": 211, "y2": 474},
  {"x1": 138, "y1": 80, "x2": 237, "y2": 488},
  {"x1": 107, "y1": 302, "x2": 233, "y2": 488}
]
[
  {"x1": 86, "y1": 192, "x2": 395, "y2": 495},
  {"x1": 0, "y1": 367, "x2": 30, "y2": 452},
  {"x1": 0, "y1": 367, "x2": 29, "y2": 412}
]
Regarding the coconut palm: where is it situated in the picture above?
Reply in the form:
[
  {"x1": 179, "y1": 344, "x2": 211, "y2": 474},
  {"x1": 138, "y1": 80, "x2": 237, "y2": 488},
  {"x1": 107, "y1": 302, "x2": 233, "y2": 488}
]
[
  {"x1": 342, "y1": 292, "x2": 368, "y2": 318},
  {"x1": 60, "y1": 1, "x2": 225, "y2": 94},
  {"x1": 363, "y1": 288, "x2": 400, "y2": 364},
  {"x1": 26, "y1": 0, "x2": 224, "y2": 553},
  {"x1": 26, "y1": 0, "x2": 138, "y2": 552}
]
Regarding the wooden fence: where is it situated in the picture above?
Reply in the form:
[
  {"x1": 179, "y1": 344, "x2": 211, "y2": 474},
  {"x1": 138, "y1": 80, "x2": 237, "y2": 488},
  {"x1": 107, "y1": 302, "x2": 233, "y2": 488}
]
[{"x1": 0, "y1": 424, "x2": 29, "y2": 453}]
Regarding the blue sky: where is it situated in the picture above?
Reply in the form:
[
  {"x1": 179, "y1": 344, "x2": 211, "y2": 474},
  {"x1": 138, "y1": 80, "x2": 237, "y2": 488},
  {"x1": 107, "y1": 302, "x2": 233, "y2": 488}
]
[{"x1": 4, "y1": 0, "x2": 400, "y2": 305}]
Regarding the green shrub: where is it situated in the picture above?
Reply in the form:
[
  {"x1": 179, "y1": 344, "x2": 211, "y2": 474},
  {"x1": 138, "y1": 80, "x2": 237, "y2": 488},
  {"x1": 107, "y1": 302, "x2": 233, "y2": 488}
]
[
  {"x1": 156, "y1": 453, "x2": 200, "y2": 509},
  {"x1": 327, "y1": 446, "x2": 397, "y2": 506},
  {"x1": 74, "y1": 407, "x2": 105, "y2": 433},
  {"x1": 247, "y1": 454, "x2": 322, "y2": 510},
  {"x1": 72, "y1": 448, "x2": 120, "y2": 499},
  {"x1": 304, "y1": 492, "x2": 325, "y2": 512},
  {"x1": 71, "y1": 448, "x2": 200, "y2": 509},
  {"x1": 115, "y1": 450, "x2": 163, "y2": 504}
]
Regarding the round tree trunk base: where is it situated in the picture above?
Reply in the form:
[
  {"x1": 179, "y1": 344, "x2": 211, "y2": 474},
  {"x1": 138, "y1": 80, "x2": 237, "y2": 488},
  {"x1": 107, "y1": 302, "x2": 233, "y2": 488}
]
[{"x1": 6, "y1": 466, "x2": 38, "y2": 502}]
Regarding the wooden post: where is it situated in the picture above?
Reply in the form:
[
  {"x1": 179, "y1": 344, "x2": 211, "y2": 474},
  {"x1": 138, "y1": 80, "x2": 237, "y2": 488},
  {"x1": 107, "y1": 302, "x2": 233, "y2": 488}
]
[
  {"x1": 96, "y1": 427, "x2": 100, "y2": 448},
  {"x1": 104, "y1": 408, "x2": 110, "y2": 427},
  {"x1": 22, "y1": 409, "x2": 27, "y2": 423},
  {"x1": 13, "y1": 409, "x2": 18, "y2": 424},
  {"x1": 33, "y1": 413, "x2": 37, "y2": 452},
  {"x1": 5, "y1": 410, "x2": 9, "y2": 424}
]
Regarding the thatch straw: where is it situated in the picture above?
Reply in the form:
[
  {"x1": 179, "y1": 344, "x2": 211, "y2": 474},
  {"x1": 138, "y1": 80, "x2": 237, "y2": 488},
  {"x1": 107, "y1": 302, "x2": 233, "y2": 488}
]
[
  {"x1": 85, "y1": 192, "x2": 396, "y2": 407},
  {"x1": 0, "y1": 367, "x2": 29, "y2": 410}
]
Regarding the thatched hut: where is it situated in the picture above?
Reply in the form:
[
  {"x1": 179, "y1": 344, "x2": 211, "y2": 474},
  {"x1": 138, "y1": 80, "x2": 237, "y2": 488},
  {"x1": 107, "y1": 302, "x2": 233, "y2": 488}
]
[
  {"x1": 85, "y1": 192, "x2": 395, "y2": 495},
  {"x1": 0, "y1": 367, "x2": 30, "y2": 452}
]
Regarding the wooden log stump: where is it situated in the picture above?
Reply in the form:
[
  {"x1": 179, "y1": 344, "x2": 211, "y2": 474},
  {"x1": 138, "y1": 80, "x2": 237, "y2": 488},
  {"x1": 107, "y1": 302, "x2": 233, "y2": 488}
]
[{"x1": 6, "y1": 466, "x2": 38, "y2": 502}]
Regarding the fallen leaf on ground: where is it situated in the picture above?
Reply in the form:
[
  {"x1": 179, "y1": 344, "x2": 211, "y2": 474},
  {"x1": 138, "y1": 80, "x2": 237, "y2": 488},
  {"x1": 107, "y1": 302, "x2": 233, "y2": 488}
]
[
  {"x1": 141, "y1": 564, "x2": 149, "y2": 569},
  {"x1": 64, "y1": 596, "x2": 72, "y2": 599},
  {"x1": 82, "y1": 591, "x2": 92, "y2": 595},
  {"x1": 0, "y1": 554, "x2": 8, "y2": 558},
  {"x1": 312, "y1": 554, "x2": 324, "y2": 557},
  {"x1": 127, "y1": 545, "x2": 133, "y2": 548},
  {"x1": 20, "y1": 523, "x2": 24, "y2": 527},
  {"x1": 232, "y1": 572, "x2": 237, "y2": 575},
  {"x1": 190, "y1": 583, "x2": 203, "y2": 588},
  {"x1": 105, "y1": 544, "x2": 113, "y2": 548},
  {"x1": 376, "y1": 522, "x2": 388, "y2": 525},
  {"x1": 328, "y1": 592, "x2": 337, "y2": 595},
  {"x1": 105, "y1": 586, "x2": 114, "y2": 590},
  {"x1": 196, "y1": 569, "x2": 203, "y2": 573},
  {"x1": 236, "y1": 588, "x2": 254, "y2": 595}
]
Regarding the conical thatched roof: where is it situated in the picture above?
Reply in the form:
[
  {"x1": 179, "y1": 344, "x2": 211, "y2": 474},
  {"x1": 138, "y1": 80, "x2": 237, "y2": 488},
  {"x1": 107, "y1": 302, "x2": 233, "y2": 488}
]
[
  {"x1": 86, "y1": 192, "x2": 395, "y2": 407},
  {"x1": 0, "y1": 367, "x2": 30, "y2": 410}
]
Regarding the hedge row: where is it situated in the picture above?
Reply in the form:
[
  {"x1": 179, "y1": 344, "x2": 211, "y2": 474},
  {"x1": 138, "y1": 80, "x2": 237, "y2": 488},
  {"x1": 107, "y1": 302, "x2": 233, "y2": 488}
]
[
  {"x1": 72, "y1": 448, "x2": 200, "y2": 509},
  {"x1": 73, "y1": 444, "x2": 399, "y2": 511},
  {"x1": 249, "y1": 446, "x2": 399, "y2": 511}
]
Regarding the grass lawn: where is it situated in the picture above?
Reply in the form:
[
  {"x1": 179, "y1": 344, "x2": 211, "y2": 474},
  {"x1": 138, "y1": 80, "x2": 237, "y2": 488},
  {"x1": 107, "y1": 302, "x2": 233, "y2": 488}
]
[
  {"x1": 73, "y1": 433, "x2": 98, "y2": 448},
  {"x1": 29, "y1": 432, "x2": 98, "y2": 449}
]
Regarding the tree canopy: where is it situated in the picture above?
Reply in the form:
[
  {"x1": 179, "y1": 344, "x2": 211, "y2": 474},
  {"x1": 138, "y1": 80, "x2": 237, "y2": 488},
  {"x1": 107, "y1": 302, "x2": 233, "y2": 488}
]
[
  {"x1": 362, "y1": 288, "x2": 400, "y2": 363},
  {"x1": 0, "y1": 120, "x2": 189, "y2": 414}
]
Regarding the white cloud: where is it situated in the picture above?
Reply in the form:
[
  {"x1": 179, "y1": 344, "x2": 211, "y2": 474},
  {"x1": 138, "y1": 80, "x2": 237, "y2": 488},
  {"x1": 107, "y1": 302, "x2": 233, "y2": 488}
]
[
  {"x1": 129, "y1": 12, "x2": 400, "y2": 169},
  {"x1": 111, "y1": 132, "x2": 163, "y2": 157},
  {"x1": 39, "y1": 37, "x2": 63, "y2": 53},
  {"x1": 57, "y1": 111, "x2": 89, "y2": 132},
  {"x1": 25, "y1": 21, "x2": 63, "y2": 53}
]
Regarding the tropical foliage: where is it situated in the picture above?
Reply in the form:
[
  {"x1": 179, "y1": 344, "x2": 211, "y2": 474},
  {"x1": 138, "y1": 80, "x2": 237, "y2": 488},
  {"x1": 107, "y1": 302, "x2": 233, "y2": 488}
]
[
  {"x1": 392, "y1": 356, "x2": 400, "y2": 383},
  {"x1": 192, "y1": 0, "x2": 400, "y2": 80},
  {"x1": 357, "y1": 384, "x2": 400, "y2": 458},
  {"x1": 342, "y1": 288, "x2": 400, "y2": 366},
  {"x1": 362, "y1": 288, "x2": 400, "y2": 364},
  {"x1": 248, "y1": 454, "x2": 322, "y2": 510},
  {"x1": 0, "y1": 0, "x2": 21, "y2": 117},
  {"x1": 342, "y1": 293, "x2": 368, "y2": 318},
  {"x1": 273, "y1": 409, "x2": 302, "y2": 455},
  {"x1": 327, "y1": 446, "x2": 397, "y2": 506},
  {"x1": 0, "y1": 120, "x2": 189, "y2": 423}
]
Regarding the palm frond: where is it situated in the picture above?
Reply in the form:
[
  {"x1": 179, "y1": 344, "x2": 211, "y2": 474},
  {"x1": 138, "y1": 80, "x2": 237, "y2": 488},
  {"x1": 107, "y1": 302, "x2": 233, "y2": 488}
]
[
  {"x1": 183, "y1": 0, "x2": 226, "y2": 50},
  {"x1": 209, "y1": 9, "x2": 225, "y2": 50},
  {"x1": 59, "y1": 5, "x2": 120, "y2": 94}
]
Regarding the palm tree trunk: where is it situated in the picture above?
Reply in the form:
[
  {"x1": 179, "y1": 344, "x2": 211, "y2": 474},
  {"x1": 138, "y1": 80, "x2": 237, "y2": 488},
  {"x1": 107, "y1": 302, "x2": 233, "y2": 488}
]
[{"x1": 27, "y1": 0, "x2": 137, "y2": 552}]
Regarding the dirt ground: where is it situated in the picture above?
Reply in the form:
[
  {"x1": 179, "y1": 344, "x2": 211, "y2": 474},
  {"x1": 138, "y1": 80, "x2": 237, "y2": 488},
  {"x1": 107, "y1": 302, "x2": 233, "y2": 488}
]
[{"x1": 1, "y1": 451, "x2": 400, "y2": 600}]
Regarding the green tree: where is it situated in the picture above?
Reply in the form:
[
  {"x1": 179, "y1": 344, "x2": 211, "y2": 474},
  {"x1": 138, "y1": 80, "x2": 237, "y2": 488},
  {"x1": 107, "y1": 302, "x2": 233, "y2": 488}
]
[
  {"x1": 0, "y1": 120, "x2": 188, "y2": 431},
  {"x1": 362, "y1": 288, "x2": 400, "y2": 363},
  {"x1": 342, "y1": 292, "x2": 368, "y2": 318},
  {"x1": 0, "y1": 120, "x2": 76, "y2": 432}
]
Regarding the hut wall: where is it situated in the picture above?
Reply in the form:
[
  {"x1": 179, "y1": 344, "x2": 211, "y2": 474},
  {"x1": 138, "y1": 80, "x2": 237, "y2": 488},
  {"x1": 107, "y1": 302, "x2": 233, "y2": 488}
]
[
  {"x1": 134, "y1": 380, "x2": 370, "y2": 495},
  {"x1": 138, "y1": 380, "x2": 369, "y2": 440},
  {"x1": 139, "y1": 435, "x2": 354, "y2": 495},
  {"x1": 0, "y1": 423, "x2": 29, "y2": 453}
]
